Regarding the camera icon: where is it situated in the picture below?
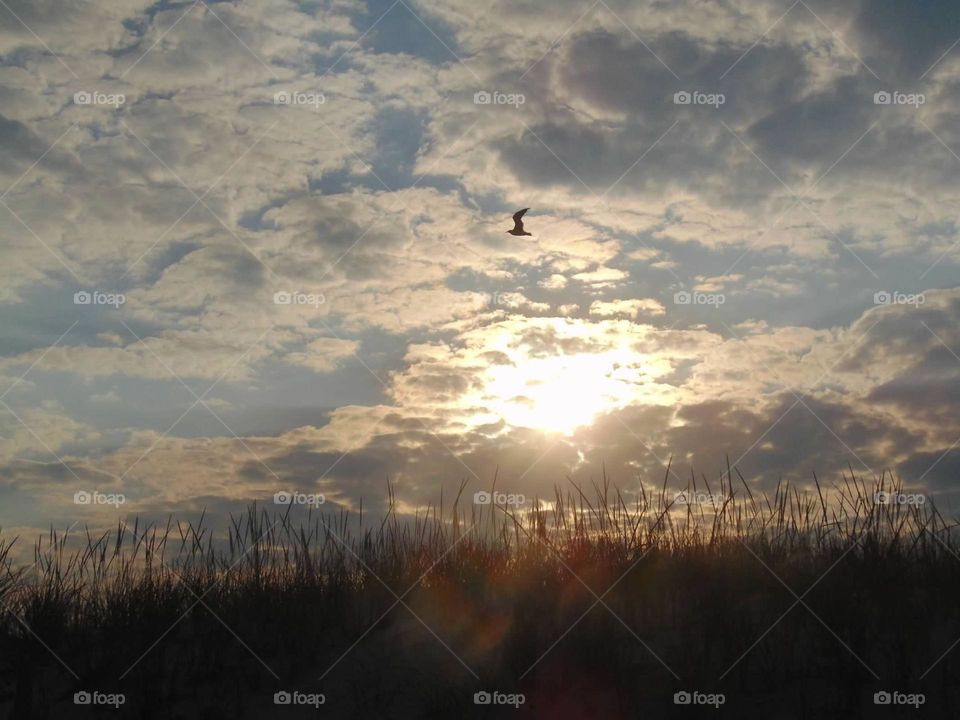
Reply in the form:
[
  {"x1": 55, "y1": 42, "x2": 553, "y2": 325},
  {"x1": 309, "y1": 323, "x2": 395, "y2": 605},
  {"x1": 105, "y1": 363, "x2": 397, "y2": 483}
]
[
  {"x1": 74, "y1": 490, "x2": 91, "y2": 505},
  {"x1": 473, "y1": 491, "x2": 491, "y2": 505},
  {"x1": 874, "y1": 691, "x2": 892, "y2": 705},
  {"x1": 274, "y1": 491, "x2": 292, "y2": 505},
  {"x1": 74, "y1": 691, "x2": 92, "y2": 705},
  {"x1": 73, "y1": 91, "x2": 92, "y2": 105},
  {"x1": 873, "y1": 291, "x2": 891, "y2": 305},
  {"x1": 674, "y1": 91, "x2": 691, "y2": 105},
  {"x1": 474, "y1": 91, "x2": 492, "y2": 105},
  {"x1": 874, "y1": 91, "x2": 891, "y2": 105},
  {"x1": 474, "y1": 691, "x2": 492, "y2": 705},
  {"x1": 874, "y1": 492, "x2": 890, "y2": 505},
  {"x1": 273, "y1": 291, "x2": 292, "y2": 305},
  {"x1": 274, "y1": 690, "x2": 292, "y2": 705},
  {"x1": 273, "y1": 91, "x2": 291, "y2": 105},
  {"x1": 673, "y1": 291, "x2": 691, "y2": 305},
  {"x1": 674, "y1": 690, "x2": 692, "y2": 705},
  {"x1": 74, "y1": 291, "x2": 92, "y2": 305}
]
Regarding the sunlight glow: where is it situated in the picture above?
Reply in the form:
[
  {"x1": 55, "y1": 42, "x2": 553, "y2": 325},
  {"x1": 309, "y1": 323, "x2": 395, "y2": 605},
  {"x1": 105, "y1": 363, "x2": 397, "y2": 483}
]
[
  {"x1": 447, "y1": 318, "x2": 678, "y2": 435},
  {"x1": 477, "y1": 346, "x2": 654, "y2": 433}
]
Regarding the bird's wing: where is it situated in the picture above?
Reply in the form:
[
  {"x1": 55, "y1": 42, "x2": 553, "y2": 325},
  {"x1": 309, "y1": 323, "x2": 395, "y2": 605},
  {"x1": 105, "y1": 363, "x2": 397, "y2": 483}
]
[{"x1": 512, "y1": 208, "x2": 529, "y2": 224}]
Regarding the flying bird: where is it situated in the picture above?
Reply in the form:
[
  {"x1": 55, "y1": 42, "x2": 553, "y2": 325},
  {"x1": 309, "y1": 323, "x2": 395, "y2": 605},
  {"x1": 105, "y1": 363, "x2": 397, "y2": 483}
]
[{"x1": 507, "y1": 208, "x2": 532, "y2": 236}]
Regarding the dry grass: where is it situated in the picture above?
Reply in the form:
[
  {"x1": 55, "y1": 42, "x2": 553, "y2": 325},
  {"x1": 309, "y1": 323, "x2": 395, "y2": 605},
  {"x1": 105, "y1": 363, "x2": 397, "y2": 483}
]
[{"x1": 1, "y1": 464, "x2": 958, "y2": 718}]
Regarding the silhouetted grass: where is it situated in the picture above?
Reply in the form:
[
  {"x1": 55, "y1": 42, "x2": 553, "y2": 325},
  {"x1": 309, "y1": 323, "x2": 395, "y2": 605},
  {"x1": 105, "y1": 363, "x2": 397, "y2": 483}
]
[{"x1": 1, "y1": 466, "x2": 958, "y2": 718}]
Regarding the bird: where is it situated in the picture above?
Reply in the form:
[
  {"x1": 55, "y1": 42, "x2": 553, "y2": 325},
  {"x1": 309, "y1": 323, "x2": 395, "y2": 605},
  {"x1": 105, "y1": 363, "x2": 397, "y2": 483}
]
[{"x1": 507, "y1": 208, "x2": 532, "y2": 236}]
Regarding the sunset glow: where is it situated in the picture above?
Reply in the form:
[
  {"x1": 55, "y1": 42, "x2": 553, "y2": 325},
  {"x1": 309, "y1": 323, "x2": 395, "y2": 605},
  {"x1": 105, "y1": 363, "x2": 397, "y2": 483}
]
[{"x1": 481, "y1": 350, "x2": 642, "y2": 434}]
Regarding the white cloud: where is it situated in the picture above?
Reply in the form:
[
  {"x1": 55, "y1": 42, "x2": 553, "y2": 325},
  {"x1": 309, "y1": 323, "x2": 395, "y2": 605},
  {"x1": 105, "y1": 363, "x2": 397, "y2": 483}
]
[{"x1": 589, "y1": 298, "x2": 665, "y2": 319}]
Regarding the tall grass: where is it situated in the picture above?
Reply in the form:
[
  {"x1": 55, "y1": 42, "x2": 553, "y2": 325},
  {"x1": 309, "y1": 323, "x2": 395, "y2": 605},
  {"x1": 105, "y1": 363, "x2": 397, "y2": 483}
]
[{"x1": 1, "y1": 466, "x2": 958, "y2": 718}]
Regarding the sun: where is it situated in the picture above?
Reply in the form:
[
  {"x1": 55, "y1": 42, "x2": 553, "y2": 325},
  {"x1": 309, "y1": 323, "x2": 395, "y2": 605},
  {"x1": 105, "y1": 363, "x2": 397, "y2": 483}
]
[
  {"x1": 453, "y1": 317, "x2": 676, "y2": 436},
  {"x1": 478, "y1": 350, "x2": 643, "y2": 435}
]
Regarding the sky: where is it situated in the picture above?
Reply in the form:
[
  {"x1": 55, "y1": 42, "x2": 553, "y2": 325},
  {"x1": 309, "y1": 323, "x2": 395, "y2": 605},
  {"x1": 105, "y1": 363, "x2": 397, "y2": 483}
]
[{"x1": 1, "y1": 0, "x2": 959, "y2": 539}]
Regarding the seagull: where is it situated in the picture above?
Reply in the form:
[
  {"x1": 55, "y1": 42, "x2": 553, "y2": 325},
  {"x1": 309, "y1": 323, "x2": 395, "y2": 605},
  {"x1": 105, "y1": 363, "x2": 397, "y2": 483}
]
[{"x1": 507, "y1": 208, "x2": 532, "y2": 236}]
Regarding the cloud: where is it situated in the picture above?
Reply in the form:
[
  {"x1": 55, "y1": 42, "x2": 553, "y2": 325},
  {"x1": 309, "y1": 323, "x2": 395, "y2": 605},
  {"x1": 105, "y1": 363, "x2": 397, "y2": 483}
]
[
  {"x1": 538, "y1": 273, "x2": 568, "y2": 290},
  {"x1": 0, "y1": 0, "x2": 958, "y2": 541},
  {"x1": 589, "y1": 298, "x2": 665, "y2": 319},
  {"x1": 282, "y1": 336, "x2": 360, "y2": 373}
]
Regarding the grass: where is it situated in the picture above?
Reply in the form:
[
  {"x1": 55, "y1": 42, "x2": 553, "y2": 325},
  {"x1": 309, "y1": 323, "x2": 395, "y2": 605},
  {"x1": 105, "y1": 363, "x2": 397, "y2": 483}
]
[{"x1": 1, "y1": 464, "x2": 958, "y2": 718}]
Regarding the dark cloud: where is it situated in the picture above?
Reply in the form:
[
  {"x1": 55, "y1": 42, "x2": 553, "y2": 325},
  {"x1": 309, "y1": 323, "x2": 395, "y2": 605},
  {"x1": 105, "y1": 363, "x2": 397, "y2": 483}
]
[
  {"x1": 898, "y1": 448, "x2": 960, "y2": 495},
  {"x1": 0, "y1": 114, "x2": 82, "y2": 178},
  {"x1": 561, "y1": 31, "x2": 807, "y2": 123},
  {"x1": 491, "y1": 12, "x2": 960, "y2": 215},
  {"x1": 852, "y1": 0, "x2": 960, "y2": 80}
]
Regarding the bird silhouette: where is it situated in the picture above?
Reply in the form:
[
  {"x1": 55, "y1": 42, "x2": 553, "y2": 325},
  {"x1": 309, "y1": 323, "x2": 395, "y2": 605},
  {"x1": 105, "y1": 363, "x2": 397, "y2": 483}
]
[{"x1": 507, "y1": 208, "x2": 532, "y2": 236}]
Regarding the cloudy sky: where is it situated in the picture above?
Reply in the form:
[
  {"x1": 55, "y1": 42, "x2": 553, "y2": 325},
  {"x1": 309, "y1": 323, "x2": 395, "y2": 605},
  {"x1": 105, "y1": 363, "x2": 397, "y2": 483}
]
[{"x1": 1, "y1": 0, "x2": 959, "y2": 538}]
